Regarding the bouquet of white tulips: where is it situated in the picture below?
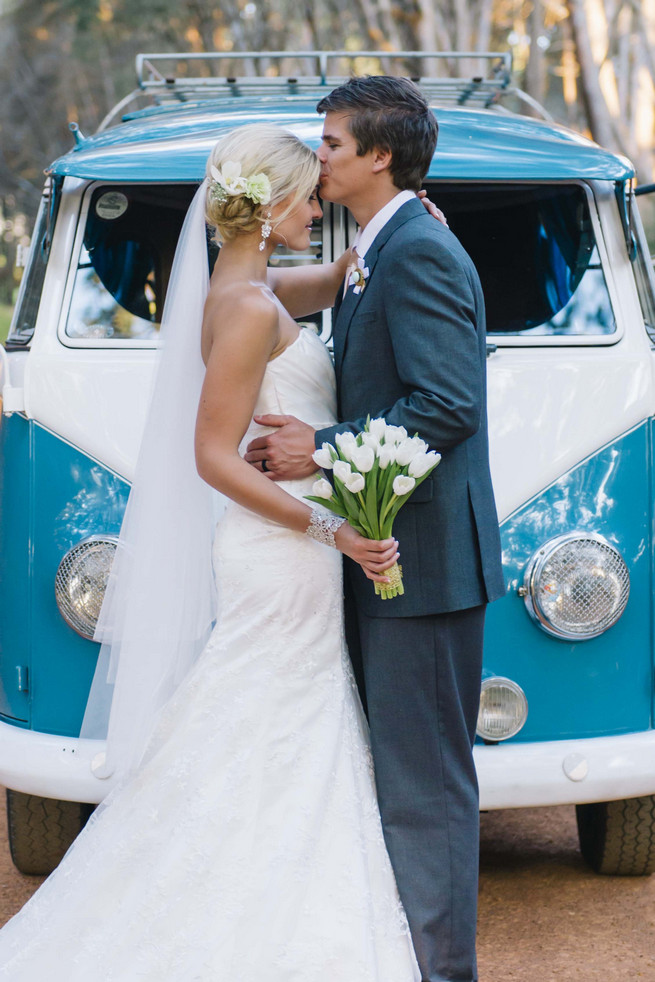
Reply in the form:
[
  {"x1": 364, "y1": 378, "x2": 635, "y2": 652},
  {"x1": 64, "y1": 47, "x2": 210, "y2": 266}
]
[{"x1": 305, "y1": 417, "x2": 441, "y2": 599}]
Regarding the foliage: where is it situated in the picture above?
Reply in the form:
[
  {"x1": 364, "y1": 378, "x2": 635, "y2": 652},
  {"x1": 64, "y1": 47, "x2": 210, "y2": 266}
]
[
  {"x1": 0, "y1": 304, "x2": 14, "y2": 345},
  {"x1": 0, "y1": 0, "x2": 654, "y2": 222}
]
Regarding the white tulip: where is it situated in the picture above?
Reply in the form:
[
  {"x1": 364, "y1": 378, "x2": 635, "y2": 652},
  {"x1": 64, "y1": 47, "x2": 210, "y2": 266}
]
[
  {"x1": 333, "y1": 460, "x2": 352, "y2": 484},
  {"x1": 335, "y1": 431, "x2": 357, "y2": 461},
  {"x1": 392, "y1": 475, "x2": 416, "y2": 496},
  {"x1": 344, "y1": 472, "x2": 366, "y2": 493},
  {"x1": 378, "y1": 444, "x2": 396, "y2": 469},
  {"x1": 360, "y1": 432, "x2": 380, "y2": 452},
  {"x1": 396, "y1": 436, "x2": 428, "y2": 467},
  {"x1": 408, "y1": 451, "x2": 441, "y2": 479},
  {"x1": 312, "y1": 443, "x2": 335, "y2": 469},
  {"x1": 384, "y1": 424, "x2": 408, "y2": 445},
  {"x1": 311, "y1": 478, "x2": 334, "y2": 500},
  {"x1": 368, "y1": 417, "x2": 387, "y2": 440},
  {"x1": 350, "y1": 445, "x2": 375, "y2": 473},
  {"x1": 395, "y1": 437, "x2": 423, "y2": 466}
]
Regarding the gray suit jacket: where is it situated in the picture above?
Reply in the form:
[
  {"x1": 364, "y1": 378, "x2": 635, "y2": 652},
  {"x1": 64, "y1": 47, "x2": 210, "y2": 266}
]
[{"x1": 316, "y1": 197, "x2": 505, "y2": 618}]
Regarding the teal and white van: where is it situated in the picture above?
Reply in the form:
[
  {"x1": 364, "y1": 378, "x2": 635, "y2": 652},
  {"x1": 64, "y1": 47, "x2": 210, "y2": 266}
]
[{"x1": 2, "y1": 51, "x2": 655, "y2": 875}]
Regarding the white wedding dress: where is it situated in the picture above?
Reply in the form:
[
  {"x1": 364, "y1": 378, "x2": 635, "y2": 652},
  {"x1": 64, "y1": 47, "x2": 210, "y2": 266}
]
[{"x1": 0, "y1": 326, "x2": 420, "y2": 982}]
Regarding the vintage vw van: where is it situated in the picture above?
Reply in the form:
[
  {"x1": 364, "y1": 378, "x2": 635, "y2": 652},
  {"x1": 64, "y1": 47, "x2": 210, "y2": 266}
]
[{"x1": 2, "y1": 51, "x2": 655, "y2": 875}]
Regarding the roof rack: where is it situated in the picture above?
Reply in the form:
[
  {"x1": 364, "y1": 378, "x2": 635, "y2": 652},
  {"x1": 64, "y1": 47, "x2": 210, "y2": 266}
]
[{"x1": 99, "y1": 50, "x2": 551, "y2": 131}]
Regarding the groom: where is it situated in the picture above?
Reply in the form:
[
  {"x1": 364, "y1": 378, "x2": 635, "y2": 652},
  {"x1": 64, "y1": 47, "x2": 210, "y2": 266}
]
[{"x1": 246, "y1": 76, "x2": 504, "y2": 982}]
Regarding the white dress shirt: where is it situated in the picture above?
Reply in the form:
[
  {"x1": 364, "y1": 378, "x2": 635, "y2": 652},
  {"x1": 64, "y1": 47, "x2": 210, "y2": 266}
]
[{"x1": 352, "y1": 189, "x2": 416, "y2": 260}]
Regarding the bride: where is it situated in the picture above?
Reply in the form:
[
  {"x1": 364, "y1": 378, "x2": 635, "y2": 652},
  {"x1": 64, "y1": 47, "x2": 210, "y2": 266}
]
[{"x1": 0, "y1": 125, "x2": 421, "y2": 980}]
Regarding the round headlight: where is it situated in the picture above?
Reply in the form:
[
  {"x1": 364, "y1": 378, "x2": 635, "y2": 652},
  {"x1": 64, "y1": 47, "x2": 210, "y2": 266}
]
[
  {"x1": 477, "y1": 676, "x2": 528, "y2": 742},
  {"x1": 522, "y1": 532, "x2": 629, "y2": 640},
  {"x1": 55, "y1": 536, "x2": 118, "y2": 640}
]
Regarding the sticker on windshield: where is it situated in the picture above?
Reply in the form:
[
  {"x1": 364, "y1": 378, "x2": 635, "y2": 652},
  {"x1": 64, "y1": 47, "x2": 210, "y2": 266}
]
[{"x1": 95, "y1": 191, "x2": 128, "y2": 220}]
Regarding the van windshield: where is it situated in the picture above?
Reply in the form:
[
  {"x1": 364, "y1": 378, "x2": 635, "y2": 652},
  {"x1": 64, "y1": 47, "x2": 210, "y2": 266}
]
[
  {"x1": 65, "y1": 185, "x2": 193, "y2": 340},
  {"x1": 65, "y1": 180, "x2": 612, "y2": 343},
  {"x1": 426, "y1": 182, "x2": 615, "y2": 337},
  {"x1": 65, "y1": 183, "x2": 323, "y2": 342}
]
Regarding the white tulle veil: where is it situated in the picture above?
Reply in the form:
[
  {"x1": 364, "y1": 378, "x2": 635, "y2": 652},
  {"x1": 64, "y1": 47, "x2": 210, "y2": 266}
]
[{"x1": 81, "y1": 181, "x2": 223, "y2": 779}]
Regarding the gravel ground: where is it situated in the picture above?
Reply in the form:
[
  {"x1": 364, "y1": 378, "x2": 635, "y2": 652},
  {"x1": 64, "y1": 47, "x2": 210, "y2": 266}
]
[
  {"x1": 0, "y1": 793, "x2": 45, "y2": 924},
  {"x1": 478, "y1": 806, "x2": 655, "y2": 981},
  {"x1": 0, "y1": 795, "x2": 653, "y2": 979}
]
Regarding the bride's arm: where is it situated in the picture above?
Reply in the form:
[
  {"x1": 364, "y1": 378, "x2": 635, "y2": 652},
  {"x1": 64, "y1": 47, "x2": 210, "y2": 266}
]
[
  {"x1": 195, "y1": 290, "x2": 398, "y2": 582},
  {"x1": 267, "y1": 194, "x2": 447, "y2": 318},
  {"x1": 266, "y1": 248, "x2": 352, "y2": 319}
]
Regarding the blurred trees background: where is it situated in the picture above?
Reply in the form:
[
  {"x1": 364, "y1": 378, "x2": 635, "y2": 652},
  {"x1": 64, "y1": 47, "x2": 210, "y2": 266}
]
[{"x1": 1, "y1": 0, "x2": 654, "y2": 311}]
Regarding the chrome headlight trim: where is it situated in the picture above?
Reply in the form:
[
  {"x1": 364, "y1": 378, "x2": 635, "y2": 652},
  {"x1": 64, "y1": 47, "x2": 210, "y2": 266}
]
[
  {"x1": 54, "y1": 535, "x2": 119, "y2": 640},
  {"x1": 523, "y1": 531, "x2": 629, "y2": 641},
  {"x1": 476, "y1": 676, "x2": 528, "y2": 742}
]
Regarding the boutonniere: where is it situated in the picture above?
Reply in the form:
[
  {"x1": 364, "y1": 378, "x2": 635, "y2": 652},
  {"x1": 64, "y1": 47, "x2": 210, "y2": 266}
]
[{"x1": 348, "y1": 256, "x2": 370, "y2": 295}]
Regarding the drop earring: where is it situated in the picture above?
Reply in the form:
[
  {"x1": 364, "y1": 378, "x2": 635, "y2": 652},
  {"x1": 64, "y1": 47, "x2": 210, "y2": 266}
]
[{"x1": 259, "y1": 211, "x2": 272, "y2": 251}]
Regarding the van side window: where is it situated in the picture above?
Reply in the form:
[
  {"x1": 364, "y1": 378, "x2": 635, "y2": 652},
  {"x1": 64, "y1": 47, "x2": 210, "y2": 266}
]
[
  {"x1": 6, "y1": 203, "x2": 49, "y2": 348},
  {"x1": 427, "y1": 183, "x2": 615, "y2": 338}
]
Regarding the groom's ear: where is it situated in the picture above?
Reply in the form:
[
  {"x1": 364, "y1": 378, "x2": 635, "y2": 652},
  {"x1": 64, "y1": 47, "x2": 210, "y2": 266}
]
[{"x1": 370, "y1": 146, "x2": 393, "y2": 175}]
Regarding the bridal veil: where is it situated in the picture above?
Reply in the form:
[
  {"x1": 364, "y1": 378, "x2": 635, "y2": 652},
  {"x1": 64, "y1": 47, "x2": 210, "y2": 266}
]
[{"x1": 81, "y1": 180, "x2": 222, "y2": 779}]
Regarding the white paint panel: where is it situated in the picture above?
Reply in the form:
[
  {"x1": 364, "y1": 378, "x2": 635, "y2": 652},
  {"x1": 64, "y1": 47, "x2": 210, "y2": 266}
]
[
  {"x1": 487, "y1": 344, "x2": 654, "y2": 522},
  {"x1": 475, "y1": 730, "x2": 655, "y2": 809},
  {"x1": 0, "y1": 722, "x2": 114, "y2": 803},
  {"x1": 27, "y1": 345, "x2": 157, "y2": 481},
  {"x1": 2, "y1": 720, "x2": 653, "y2": 808}
]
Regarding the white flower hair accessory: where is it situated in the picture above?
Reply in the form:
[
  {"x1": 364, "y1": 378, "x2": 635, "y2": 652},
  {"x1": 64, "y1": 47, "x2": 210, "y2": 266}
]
[{"x1": 209, "y1": 161, "x2": 272, "y2": 205}]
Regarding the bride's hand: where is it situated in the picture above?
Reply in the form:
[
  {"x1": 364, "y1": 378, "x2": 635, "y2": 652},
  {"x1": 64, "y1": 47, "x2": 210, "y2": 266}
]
[
  {"x1": 418, "y1": 189, "x2": 448, "y2": 226},
  {"x1": 334, "y1": 523, "x2": 399, "y2": 584}
]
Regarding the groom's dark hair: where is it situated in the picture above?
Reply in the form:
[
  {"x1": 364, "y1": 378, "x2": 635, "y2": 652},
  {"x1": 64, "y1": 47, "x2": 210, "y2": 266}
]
[{"x1": 316, "y1": 75, "x2": 438, "y2": 191}]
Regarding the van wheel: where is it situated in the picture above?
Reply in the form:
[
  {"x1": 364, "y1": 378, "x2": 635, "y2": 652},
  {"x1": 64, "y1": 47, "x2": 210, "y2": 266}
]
[
  {"x1": 6, "y1": 789, "x2": 94, "y2": 875},
  {"x1": 576, "y1": 795, "x2": 655, "y2": 875}
]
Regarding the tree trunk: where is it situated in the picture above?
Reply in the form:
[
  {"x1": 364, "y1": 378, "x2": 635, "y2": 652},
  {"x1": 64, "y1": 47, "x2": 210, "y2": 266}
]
[
  {"x1": 567, "y1": 0, "x2": 619, "y2": 149},
  {"x1": 525, "y1": 0, "x2": 547, "y2": 111}
]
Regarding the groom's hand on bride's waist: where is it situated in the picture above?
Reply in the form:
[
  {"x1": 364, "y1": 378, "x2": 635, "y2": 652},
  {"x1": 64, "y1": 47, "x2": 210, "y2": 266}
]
[{"x1": 245, "y1": 414, "x2": 318, "y2": 480}]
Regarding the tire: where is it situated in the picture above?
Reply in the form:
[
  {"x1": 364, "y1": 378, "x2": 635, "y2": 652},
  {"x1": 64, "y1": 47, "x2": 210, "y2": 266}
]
[
  {"x1": 576, "y1": 794, "x2": 655, "y2": 876},
  {"x1": 6, "y1": 789, "x2": 94, "y2": 876}
]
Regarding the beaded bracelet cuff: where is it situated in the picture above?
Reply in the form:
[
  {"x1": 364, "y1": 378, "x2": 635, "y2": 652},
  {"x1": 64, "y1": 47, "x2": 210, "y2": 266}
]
[{"x1": 306, "y1": 508, "x2": 347, "y2": 548}]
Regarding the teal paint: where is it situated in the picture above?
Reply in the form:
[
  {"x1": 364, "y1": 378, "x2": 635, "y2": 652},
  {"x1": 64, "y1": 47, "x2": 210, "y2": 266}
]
[
  {"x1": 483, "y1": 423, "x2": 653, "y2": 743},
  {"x1": 0, "y1": 413, "x2": 31, "y2": 722},
  {"x1": 2, "y1": 415, "x2": 653, "y2": 744},
  {"x1": 50, "y1": 102, "x2": 633, "y2": 183},
  {"x1": 0, "y1": 418, "x2": 130, "y2": 736}
]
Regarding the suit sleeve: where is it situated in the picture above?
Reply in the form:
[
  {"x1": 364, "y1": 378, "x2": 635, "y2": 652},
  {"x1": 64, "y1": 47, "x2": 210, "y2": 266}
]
[{"x1": 316, "y1": 230, "x2": 484, "y2": 452}]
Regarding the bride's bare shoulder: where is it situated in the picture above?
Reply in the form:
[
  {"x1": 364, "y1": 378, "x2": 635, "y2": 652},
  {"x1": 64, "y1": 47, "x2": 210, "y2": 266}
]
[
  {"x1": 205, "y1": 278, "x2": 278, "y2": 325},
  {"x1": 202, "y1": 279, "x2": 279, "y2": 358}
]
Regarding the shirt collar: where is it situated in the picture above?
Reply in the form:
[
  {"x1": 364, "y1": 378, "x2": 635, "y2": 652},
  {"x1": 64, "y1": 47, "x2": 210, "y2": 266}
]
[{"x1": 352, "y1": 189, "x2": 417, "y2": 260}]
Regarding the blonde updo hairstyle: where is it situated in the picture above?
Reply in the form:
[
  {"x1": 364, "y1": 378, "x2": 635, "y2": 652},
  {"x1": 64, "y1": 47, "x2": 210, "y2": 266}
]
[{"x1": 205, "y1": 124, "x2": 320, "y2": 245}]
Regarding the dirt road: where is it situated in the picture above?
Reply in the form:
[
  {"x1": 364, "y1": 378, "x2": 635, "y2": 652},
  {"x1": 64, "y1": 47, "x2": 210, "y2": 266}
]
[
  {"x1": 478, "y1": 806, "x2": 655, "y2": 981},
  {"x1": 0, "y1": 797, "x2": 653, "y2": 979}
]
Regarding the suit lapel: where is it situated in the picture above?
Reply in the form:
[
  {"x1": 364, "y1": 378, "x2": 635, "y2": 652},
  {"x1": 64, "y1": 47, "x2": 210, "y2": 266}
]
[
  {"x1": 332, "y1": 282, "x2": 362, "y2": 376},
  {"x1": 333, "y1": 197, "x2": 425, "y2": 378}
]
